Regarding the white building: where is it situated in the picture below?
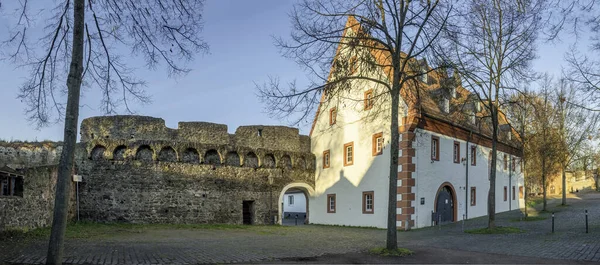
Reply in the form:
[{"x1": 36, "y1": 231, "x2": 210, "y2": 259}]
[
  {"x1": 282, "y1": 191, "x2": 307, "y2": 219},
  {"x1": 307, "y1": 16, "x2": 524, "y2": 230}
]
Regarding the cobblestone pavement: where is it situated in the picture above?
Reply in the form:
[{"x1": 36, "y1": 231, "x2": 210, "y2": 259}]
[{"x1": 4, "y1": 192, "x2": 600, "y2": 264}]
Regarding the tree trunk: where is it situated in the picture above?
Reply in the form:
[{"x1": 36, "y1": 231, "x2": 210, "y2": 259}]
[
  {"x1": 596, "y1": 168, "x2": 600, "y2": 191},
  {"x1": 594, "y1": 166, "x2": 599, "y2": 191},
  {"x1": 386, "y1": 87, "x2": 400, "y2": 250},
  {"x1": 561, "y1": 166, "x2": 567, "y2": 206},
  {"x1": 523, "y1": 160, "x2": 528, "y2": 217},
  {"x1": 46, "y1": 0, "x2": 85, "y2": 264},
  {"x1": 542, "y1": 159, "x2": 547, "y2": 212},
  {"x1": 488, "y1": 105, "x2": 498, "y2": 229}
]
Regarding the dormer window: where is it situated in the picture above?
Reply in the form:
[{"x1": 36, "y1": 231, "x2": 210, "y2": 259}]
[
  {"x1": 443, "y1": 98, "x2": 450, "y2": 113},
  {"x1": 420, "y1": 68, "x2": 428, "y2": 83},
  {"x1": 475, "y1": 101, "x2": 481, "y2": 112}
]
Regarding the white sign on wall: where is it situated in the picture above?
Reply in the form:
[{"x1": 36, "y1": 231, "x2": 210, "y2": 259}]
[{"x1": 72, "y1": 175, "x2": 83, "y2": 182}]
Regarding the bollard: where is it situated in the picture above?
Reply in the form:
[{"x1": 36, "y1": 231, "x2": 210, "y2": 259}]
[
  {"x1": 551, "y1": 213, "x2": 554, "y2": 233},
  {"x1": 585, "y1": 210, "x2": 588, "y2": 234},
  {"x1": 295, "y1": 214, "x2": 298, "y2": 226},
  {"x1": 462, "y1": 214, "x2": 465, "y2": 232},
  {"x1": 438, "y1": 215, "x2": 442, "y2": 230}
]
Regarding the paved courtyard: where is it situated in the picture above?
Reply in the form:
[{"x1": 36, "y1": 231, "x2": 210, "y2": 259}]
[{"x1": 3, "y1": 192, "x2": 600, "y2": 264}]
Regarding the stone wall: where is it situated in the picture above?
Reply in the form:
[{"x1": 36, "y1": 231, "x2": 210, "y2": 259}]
[
  {"x1": 80, "y1": 115, "x2": 311, "y2": 154},
  {"x1": 0, "y1": 166, "x2": 76, "y2": 230},
  {"x1": 76, "y1": 115, "x2": 315, "y2": 225},
  {"x1": 77, "y1": 159, "x2": 312, "y2": 224},
  {"x1": 0, "y1": 142, "x2": 62, "y2": 168}
]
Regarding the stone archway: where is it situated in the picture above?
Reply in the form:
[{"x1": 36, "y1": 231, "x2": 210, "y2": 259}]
[
  {"x1": 434, "y1": 182, "x2": 457, "y2": 224},
  {"x1": 277, "y1": 182, "x2": 315, "y2": 225}
]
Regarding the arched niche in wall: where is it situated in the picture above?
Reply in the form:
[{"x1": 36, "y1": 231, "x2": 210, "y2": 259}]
[
  {"x1": 262, "y1": 154, "x2": 276, "y2": 168},
  {"x1": 135, "y1": 145, "x2": 154, "y2": 162},
  {"x1": 90, "y1": 145, "x2": 106, "y2": 160},
  {"x1": 244, "y1": 152, "x2": 258, "y2": 168},
  {"x1": 204, "y1": 149, "x2": 221, "y2": 165},
  {"x1": 158, "y1": 146, "x2": 177, "y2": 162},
  {"x1": 113, "y1": 145, "x2": 127, "y2": 161},
  {"x1": 295, "y1": 156, "x2": 306, "y2": 170},
  {"x1": 280, "y1": 155, "x2": 292, "y2": 169},
  {"x1": 181, "y1": 148, "x2": 200, "y2": 164},
  {"x1": 225, "y1": 151, "x2": 241, "y2": 167}
]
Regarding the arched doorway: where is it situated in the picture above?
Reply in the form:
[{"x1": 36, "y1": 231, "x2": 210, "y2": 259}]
[
  {"x1": 434, "y1": 182, "x2": 457, "y2": 224},
  {"x1": 277, "y1": 182, "x2": 314, "y2": 225}
]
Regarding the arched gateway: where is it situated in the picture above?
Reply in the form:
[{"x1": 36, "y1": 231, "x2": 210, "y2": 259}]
[
  {"x1": 434, "y1": 182, "x2": 457, "y2": 224},
  {"x1": 277, "y1": 182, "x2": 315, "y2": 225}
]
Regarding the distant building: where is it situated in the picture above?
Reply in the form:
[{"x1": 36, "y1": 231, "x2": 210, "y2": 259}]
[{"x1": 282, "y1": 190, "x2": 306, "y2": 219}]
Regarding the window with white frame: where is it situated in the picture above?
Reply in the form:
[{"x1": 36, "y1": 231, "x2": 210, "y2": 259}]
[
  {"x1": 344, "y1": 142, "x2": 354, "y2": 166},
  {"x1": 288, "y1": 195, "x2": 294, "y2": 205},
  {"x1": 327, "y1": 194, "x2": 336, "y2": 213},
  {"x1": 362, "y1": 191, "x2": 374, "y2": 214}
]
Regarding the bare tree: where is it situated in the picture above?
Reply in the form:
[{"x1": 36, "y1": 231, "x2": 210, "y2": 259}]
[
  {"x1": 437, "y1": 0, "x2": 546, "y2": 229},
  {"x1": 528, "y1": 75, "x2": 562, "y2": 211},
  {"x1": 1, "y1": 1, "x2": 208, "y2": 264},
  {"x1": 505, "y1": 88, "x2": 535, "y2": 216},
  {"x1": 257, "y1": 0, "x2": 451, "y2": 250},
  {"x1": 544, "y1": 1, "x2": 600, "y2": 110},
  {"x1": 554, "y1": 79, "x2": 599, "y2": 205}
]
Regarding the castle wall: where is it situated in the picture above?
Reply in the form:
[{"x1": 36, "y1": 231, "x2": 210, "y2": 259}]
[
  {"x1": 0, "y1": 166, "x2": 76, "y2": 230},
  {"x1": 0, "y1": 142, "x2": 62, "y2": 168},
  {"x1": 76, "y1": 115, "x2": 315, "y2": 224},
  {"x1": 77, "y1": 159, "x2": 312, "y2": 224}
]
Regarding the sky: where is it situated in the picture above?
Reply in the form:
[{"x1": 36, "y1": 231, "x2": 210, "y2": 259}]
[{"x1": 0, "y1": 1, "x2": 579, "y2": 141}]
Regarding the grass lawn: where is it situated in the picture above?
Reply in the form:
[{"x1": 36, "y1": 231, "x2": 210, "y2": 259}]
[
  {"x1": 510, "y1": 215, "x2": 548, "y2": 222},
  {"x1": 369, "y1": 247, "x2": 414, "y2": 257},
  {"x1": 465, "y1": 226, "x2": 524, "y2": 234}
]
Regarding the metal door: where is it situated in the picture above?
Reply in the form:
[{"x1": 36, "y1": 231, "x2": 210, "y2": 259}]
[{"x1": 436, "y1": 186, "x2": 454, "y2": 223}]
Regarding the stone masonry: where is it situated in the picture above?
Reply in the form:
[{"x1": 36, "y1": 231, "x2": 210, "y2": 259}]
[{"x1": 76, "y1": 115, "x2": 315, "y2": 225}]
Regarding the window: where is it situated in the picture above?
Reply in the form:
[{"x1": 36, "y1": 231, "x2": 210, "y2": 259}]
[
  {"x1": 519, "y1": 186, "x2": 524, "y2": 199},
  {"x1": 364, "y1": 89, "x2": 374, "y2": 110},
  {"x1": 329, "y1": 107, "x2": 337, "y2": 125},
  {"x1": 470, "y1": 145, "x2": 476, "y2": 166},
  {"x1": 504, "y1": 186, "x2": 508, "y2": 201},
  {"x1": 453, "y1": 141, "x2": 460, "y2": 163},
  {"x1": 349, "y1": 56, "x2": 358, "y2": 74},
  {"x1": 512, "y1": 157, "x2": 516, "y2": 171},
  {"x1": 362, "y1": 191, "x2": 374, "y2": 214},
  {"x1": 344, "y1": 142, "x2": 354, "y2": 166},
  {"x1": 504, "y1": 154, "x2": 508, "y2": 170},
  {"x1": 512, "y1": 186, "x2": 516, "y2": 200},
  {"x1": 372, "y1": 132, "x2": 384, "y2": 156},
  {"x1": 288, "y1": 195, "x2": 294, "y2": 205},
  {"x1": 327, "y1": 194, "x2": 336, "y2": 213},
  {"x1": 0, "y1": 175, "x2": 23, "y2": 197},
  {"x1": 323, "y1": 150, "x2": 330, "y2": 169},
  {"x1": 431, "y1": 136, "x2": 440, "y2": 161},
  {"x1": 470, "y1": 187, "x2": 476, "y2": 206}
]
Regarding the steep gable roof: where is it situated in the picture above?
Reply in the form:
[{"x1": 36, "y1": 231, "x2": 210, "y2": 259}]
[{"x1": 309, "y1": 16, "x2": 521, "y2": 152}]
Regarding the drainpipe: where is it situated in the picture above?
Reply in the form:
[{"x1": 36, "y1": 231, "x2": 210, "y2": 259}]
[
  {"x1": 465, "y1": 131, "x2": 472, "y2": 220},
  {"x1": 509, "y1": 155, "x2": 512, "y2": 211}
]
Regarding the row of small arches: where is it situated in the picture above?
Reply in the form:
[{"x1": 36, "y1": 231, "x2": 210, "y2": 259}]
[{"x1": 89, "y1": 144, "x2": 308, "y2": 169}]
